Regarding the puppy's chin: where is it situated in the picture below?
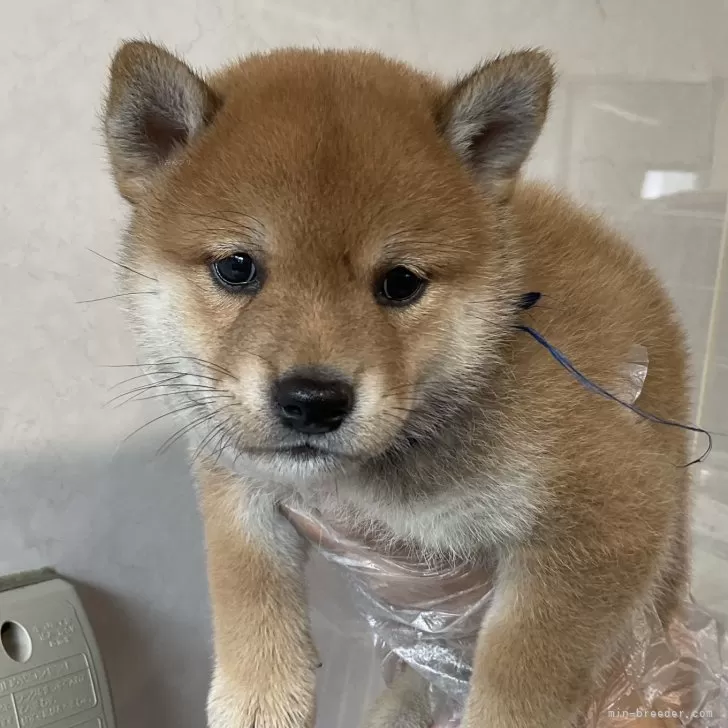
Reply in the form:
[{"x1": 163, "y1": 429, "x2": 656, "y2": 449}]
[{"x1": 220, "y1": 443, "x2": 350, "y2": 488}]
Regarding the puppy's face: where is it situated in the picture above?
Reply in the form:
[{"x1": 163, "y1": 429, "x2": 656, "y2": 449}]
[{"x1": 104, "y1": 45, "x2": 552, "y2": 481}]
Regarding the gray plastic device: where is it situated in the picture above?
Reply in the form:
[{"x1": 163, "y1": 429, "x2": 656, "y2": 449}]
[{"x1": 0, "y1": 569, "x2": 115, "y2": 728}]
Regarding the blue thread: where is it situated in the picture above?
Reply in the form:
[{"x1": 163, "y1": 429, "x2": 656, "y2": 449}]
[
  {"x1": 515, "y1": 322, "x2": 712, "y2": 467},
  {"x1": 517, "y1": 291, "x2": 542, "y2": 311}
]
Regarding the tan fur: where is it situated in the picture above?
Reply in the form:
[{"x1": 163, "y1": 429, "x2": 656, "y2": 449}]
[
  {"x1": 103, "y1": 42, "x2": 691, "y2": 728},
  {"x1": 198, "y1": 462, "x2": 318, "y2": 728}
]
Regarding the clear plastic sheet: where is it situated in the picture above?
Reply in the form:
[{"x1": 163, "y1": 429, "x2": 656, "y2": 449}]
[{"x1": 283, "y1": 345, "x2": 727, "y2": 727}]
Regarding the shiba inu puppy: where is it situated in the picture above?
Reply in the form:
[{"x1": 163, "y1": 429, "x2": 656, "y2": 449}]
[{"x1": 103, "y1": 41, "x2": 690, "y2": 728}]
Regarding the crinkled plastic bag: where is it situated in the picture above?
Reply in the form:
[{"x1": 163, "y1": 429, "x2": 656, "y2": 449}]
[{"x1": 285, "y1": 346, "x2": 727, "y2": 727}]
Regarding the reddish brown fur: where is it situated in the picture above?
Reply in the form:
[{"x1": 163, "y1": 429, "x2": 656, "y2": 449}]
[
  {"x1": 103, "y1": 42, "x2": 690, "y2": 728},
  {"x1": 127, "y1": 50, "x2": 518, "y2": 442}
]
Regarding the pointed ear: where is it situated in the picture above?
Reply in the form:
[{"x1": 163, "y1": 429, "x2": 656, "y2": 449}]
[
  {"x1": 103, "y1": 41, "x2": 220, "y2": 203},
  {"x1": 436, "y1": 50, "x2": 554, "y2": 199}
]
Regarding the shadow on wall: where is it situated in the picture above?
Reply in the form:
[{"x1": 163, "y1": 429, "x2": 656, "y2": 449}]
[
  {"x1": 0, "y1": 434, "x2": 384, "y2": 728},
  {"x1": 0, "y1": 442, "x2": 211, "y2": 728}
]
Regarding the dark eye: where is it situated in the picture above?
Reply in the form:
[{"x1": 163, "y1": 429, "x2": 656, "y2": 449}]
[
  {"x1": 211, "y1": 253, "x2": 259, "y2": 291},
  {"x1": 377, "y1": 266, "x2": 427, "y2": 305}
]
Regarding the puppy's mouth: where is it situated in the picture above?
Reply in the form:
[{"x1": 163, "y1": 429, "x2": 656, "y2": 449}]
[
  {"x1": 241, "y1": 443, "x2": 344, "y2": 461},
  {"x1": 281, "y1": 444, "x2": 331, "y2": 459}
]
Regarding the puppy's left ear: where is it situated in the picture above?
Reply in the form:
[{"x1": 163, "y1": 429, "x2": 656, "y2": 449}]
[{"x1": 437, "y1": 50, "x2": 554, "y2": 200}]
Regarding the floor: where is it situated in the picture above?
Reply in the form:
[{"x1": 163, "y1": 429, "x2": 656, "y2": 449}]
[{"x1": 0, "y1": 2, "x2": 726, "y2": 727}]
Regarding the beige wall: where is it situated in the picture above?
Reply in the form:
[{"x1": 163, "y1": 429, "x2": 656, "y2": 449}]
[{"x1": 1, "y1": 2, "x2": 727, "y2": 726}]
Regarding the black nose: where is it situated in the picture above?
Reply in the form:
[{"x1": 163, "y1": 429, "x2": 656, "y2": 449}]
[{"x1": 274, "y1": 374, "x2": 354, "y2": 434}]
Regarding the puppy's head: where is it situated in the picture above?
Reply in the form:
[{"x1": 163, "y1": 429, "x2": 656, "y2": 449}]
[{"x1": 104, "y1": 42, "x2": 552, "y2": 482}]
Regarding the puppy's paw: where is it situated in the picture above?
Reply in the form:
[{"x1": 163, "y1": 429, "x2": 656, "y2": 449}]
[
  {"x1": 207, "y1": 671, "x2": 315, "y2": 728},
  {"x1": 362, "y1": 667, "x2": 432, "y2": 728}
]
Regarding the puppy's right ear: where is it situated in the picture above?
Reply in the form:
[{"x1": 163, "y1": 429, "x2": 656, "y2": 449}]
[{"x1": 103, "y1": 41, "x2": 220, "y2": 203}]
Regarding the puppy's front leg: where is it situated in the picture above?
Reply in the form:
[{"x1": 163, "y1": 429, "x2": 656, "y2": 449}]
[
  {"x1": 464, "y1": 537, "x2": 656, "y2": 728},
  {"x1": 362, "y1": 666, "x2": 432, "y2": 728},
  {"x1": 197, "y1": 463, "x2": 317, "y2": 728}
]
